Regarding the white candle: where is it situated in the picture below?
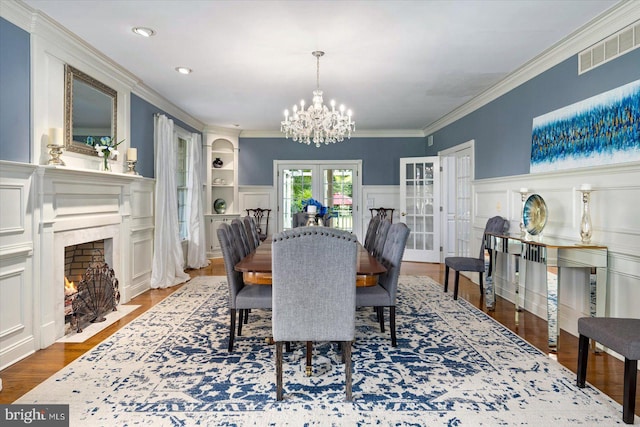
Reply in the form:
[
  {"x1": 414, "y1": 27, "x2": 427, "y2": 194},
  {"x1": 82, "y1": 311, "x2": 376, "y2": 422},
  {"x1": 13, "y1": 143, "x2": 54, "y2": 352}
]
[
  {"x1": 307, "y1": 205, "x2": 317, "y2": 213},
  {"x1": 519, "y1": 187, "x2": 528, "y2": 193},
  {"x1": 49, "y1": 128, "x2": 63, "y2": 146},
  {"x1": 580, "y1": 183, "x2": 592, "y2": 191},
  {"x1": 127, "y1": 148, "x2": 137, "y2": 161}
]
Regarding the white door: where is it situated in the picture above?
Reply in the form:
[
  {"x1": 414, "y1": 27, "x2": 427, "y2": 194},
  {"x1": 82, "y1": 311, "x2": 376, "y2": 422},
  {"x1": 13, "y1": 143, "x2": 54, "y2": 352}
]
[
  {"x1": 276, "y1": 161, "x2": 361, "y2": 235},
  {"x1": 400, "y1": 157, "x2": 440, "y2": 262},
  {"x1": 439, "y1": 141, "x2": 474, "y2": 260}
]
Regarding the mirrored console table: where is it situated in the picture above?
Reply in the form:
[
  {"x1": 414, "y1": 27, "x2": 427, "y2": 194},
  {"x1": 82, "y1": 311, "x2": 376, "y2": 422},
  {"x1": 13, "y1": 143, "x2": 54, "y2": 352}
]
[{"x1": 484, "y1": 232, "x2": 607, "y2": 353}]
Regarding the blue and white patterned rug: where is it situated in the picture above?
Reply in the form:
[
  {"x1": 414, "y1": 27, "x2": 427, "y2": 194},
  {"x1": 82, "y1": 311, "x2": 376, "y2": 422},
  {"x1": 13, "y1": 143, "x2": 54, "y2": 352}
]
[{"x1": 17, "y1": 276, "x2": 630, "y2": 426}]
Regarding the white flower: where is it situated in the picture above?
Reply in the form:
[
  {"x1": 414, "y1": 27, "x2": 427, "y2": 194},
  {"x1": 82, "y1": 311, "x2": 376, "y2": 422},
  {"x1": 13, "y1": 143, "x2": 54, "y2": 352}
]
[
  {"x1": 95, "y1": 145, "x2": 106, "y2": 157},
  {"x1": 109, "y1": 149, "x2": 120, "y2": 159}
]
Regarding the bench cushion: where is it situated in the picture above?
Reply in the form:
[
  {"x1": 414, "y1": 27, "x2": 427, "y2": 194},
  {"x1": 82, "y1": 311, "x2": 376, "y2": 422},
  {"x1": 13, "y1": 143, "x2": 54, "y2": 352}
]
[{"x1": 578, "y1": 317, "x2": 640, "y2": 360}]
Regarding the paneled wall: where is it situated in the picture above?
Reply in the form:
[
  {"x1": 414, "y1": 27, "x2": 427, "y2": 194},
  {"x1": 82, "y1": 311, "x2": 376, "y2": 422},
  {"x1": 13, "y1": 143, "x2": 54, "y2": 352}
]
[{"x1": 472, "y1": 163, "x2": 640, "y2": 338}]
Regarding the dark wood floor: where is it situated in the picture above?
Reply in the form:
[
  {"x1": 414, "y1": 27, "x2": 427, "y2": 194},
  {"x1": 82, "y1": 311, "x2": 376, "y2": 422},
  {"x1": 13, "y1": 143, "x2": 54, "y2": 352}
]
[{"x1": 1, "y1": 260, "x2": 637, "y2": 418}]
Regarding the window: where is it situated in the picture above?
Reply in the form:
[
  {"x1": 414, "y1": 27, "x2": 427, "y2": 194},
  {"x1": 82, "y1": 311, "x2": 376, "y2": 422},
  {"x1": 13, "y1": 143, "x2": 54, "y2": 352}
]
[{"x1": 176, "y1": 136, "x2": 188, "y2": 241}]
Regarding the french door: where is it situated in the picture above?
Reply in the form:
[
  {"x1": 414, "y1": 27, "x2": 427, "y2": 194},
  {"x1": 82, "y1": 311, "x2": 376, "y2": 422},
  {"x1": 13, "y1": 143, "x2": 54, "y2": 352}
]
[
  {"x1": 276, "y1": 161, "x2": 361, "y2": 235},
  {"x1": 400, "y1": 157, "x2": 441, "y2": 262}
]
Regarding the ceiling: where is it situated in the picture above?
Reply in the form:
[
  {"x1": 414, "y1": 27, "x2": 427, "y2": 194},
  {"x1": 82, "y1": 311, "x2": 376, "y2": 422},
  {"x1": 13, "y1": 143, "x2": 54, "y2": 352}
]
[{"x1": 23, "y1": 0, "x2": 620, "y2": 134}]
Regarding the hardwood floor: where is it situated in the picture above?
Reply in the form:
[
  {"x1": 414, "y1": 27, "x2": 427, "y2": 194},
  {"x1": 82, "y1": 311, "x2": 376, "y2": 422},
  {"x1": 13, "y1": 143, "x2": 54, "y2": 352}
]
[{"x1": 1, "y1": 260, "x2": 638, "y2": 418}]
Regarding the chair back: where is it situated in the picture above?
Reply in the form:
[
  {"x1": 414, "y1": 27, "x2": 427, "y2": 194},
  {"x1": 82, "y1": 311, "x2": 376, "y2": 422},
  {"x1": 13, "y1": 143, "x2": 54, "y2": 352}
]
[
  {"x1": 372, "y1": 219, "x2": 391, "y2": 258},
  {"x1": 271, "y1": 227, "x2": 358, "y2": 342},
  {"x1": 478, "y1": 216, "x2": 509, "y2": 259},
  {"x1": 363, "y1": 216, "x2": 381, "y2": 252},
  {"x1": 243, "y1": 216, "x2": 260, "y2": 251},
  {"x1": 292, "y1": 211, "x2": 308, "y2": 228},
  {"x1": 377, "y1": 223, "x2": 411, "y2": 303},
  {"x1": 370, "y1": 207, "x2": 395, "y2": 223},
  {"x1": 229, "y1": 219, "x2": 250, "y2": 258},
  {"x1": 246, "y1": 208, "x2": 272, "y2": 241},
  {"x1": 216, "y1": 223, "x2": 244, "y2": 309},
  {"x1": 232, "y1": 218, "x2": 251, "y2": 256}
]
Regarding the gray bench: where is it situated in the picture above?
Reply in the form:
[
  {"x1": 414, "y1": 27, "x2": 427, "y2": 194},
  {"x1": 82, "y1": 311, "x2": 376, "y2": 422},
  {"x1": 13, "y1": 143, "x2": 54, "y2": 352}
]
[{"x1": 577, "y1": 317, "x2": 640, "y2": 424}]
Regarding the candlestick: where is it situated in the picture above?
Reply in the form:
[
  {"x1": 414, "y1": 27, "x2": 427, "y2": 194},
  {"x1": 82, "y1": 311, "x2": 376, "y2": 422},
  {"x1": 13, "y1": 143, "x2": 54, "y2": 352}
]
[
  {"x1": 579, "y1": 188, "x2": 593, "y2": 244},
  {"x1": 519, "y1": 188, "x2": 529, "y2": 236},
  {"x1": 125, "y1": 160, "x2": 138, "y2": 175}
]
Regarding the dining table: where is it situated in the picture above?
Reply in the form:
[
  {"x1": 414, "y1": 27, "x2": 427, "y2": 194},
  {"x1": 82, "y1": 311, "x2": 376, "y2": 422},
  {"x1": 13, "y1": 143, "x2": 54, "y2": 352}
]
[{"x1": 234, "y1": 237, "x2": 387, "y2": 286}]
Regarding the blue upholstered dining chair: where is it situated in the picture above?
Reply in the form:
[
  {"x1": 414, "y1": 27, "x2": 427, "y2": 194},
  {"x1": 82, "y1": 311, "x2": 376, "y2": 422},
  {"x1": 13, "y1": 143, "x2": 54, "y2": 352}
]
[
  {"x1": 242, "y1": 216, "x2": 260, "y2": 252},
  {"x1": 363, "y1": 216, "x2": 381, "y2": 253},
  {"x1": 271, "y1": 226, "x2": 358, "y2": 401},
  {"x1": 356, "y1": 222, "x2": 410, "y2": 347},
  {"x1": 443, "y1": 216, "x2": 509, "y2": 300},
  {"x1": 217, "y1": 222, "x2": 272, "y2": 352}
]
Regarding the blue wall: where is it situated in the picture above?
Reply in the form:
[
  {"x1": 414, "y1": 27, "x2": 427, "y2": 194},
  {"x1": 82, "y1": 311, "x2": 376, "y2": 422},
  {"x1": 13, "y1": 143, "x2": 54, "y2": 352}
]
[
  {"x1": 428, "y1": 48, "x2": 640, "y2": 180},
  {"x1": 0, "y1": 17, "x2": 30, "y2": 162},
  {"x1": 130, "y1": 94, "x2": 201, "y2": 178},
  {"x1": 239, "y1": 137, "x2": 426, "y2": 186}
]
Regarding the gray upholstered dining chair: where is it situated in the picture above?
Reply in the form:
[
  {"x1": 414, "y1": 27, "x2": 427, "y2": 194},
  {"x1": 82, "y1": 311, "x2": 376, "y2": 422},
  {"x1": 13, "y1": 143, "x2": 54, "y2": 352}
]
[
  {"x1": 230, "y1": 218, "x2": 251, "y2": 258},
  {"x1": 371, "y1": 218, "x2": 391, "y2": 258},
  {"x1": 443, "y1": 216, "x2": 509, "y2": 300},
  {"x1": 271, "y1": 226, "x2": 358, "y2": 401},
  {"x1": 242, "y1": 216, "x2": 260, "y2": 252},
  {"x1": 217, "y1": 222, "x2": 272, "y2": 352},
  {"x1": 356, "y1": 222, "x2": 410, "y2": 347},
  {"x1": 363, "y1": 216, "x2": 381, "y2": 253}
]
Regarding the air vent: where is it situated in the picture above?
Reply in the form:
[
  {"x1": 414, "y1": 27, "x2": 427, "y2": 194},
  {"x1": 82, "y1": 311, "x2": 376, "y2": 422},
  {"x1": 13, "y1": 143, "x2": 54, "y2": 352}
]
[{"x1": 578, "y1": 20, "x2": 640, "y2": 75}]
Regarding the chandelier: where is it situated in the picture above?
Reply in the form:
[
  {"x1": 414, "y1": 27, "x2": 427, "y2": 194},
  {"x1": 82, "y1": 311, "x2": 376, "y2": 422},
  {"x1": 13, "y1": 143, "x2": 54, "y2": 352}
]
[{"x1": 281, "y1": 51, "x2": 355, "y2": 147}]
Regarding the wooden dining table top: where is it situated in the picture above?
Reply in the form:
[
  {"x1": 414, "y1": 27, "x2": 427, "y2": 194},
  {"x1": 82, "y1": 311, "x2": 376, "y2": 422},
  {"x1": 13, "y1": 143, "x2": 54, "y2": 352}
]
[{"x1": 234, "y1": 238, "x2": 387, "y2": 287}]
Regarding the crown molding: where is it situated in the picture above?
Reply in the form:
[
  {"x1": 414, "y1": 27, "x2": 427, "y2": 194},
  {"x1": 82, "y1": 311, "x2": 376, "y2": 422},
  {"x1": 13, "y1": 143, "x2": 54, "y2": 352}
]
[
  {"x1": 0, "y1": 0, "x2": 33, "y2": 32},
  {"x1": 239, "y1": 129, "x2": 426, "y2": 138},
  {"x1": 6, "y1": 0, "x2": 205, "y2": 133},
  {"x1": 203, "y1": 125, "x2": 241, "y2": 137},
  {"x1": 131, "y1": 83, "x2": 206, "y2": 132},
  {"x1": 423, "y1": 0, "x2": 640, "y2": 136}
]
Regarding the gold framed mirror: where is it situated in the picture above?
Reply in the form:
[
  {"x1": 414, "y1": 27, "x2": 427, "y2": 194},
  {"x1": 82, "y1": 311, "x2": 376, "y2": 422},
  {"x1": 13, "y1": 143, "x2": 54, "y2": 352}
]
[{"x1": 64, "y1": 65, "x2": 117, "y2": 156}]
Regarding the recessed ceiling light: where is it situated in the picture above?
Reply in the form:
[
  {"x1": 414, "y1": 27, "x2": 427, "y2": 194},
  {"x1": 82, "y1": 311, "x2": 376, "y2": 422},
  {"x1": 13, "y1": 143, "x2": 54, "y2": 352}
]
[
  {"x1": 175, "y1": 67, "x2": 192, "y2": 75},
  {"x1": 132, "y1": 27, "x2": 156, "y2": 37}
]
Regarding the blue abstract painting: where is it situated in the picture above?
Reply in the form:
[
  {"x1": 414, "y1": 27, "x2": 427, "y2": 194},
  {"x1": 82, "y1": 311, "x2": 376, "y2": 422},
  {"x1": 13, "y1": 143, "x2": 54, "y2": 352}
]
[{"x1": 530, "y1": 79, "x2": 640, "y2": 173}]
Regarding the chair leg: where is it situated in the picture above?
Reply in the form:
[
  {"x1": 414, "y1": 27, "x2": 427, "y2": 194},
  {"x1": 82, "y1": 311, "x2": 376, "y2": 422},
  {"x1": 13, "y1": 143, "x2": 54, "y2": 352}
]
[
  {"x1": 378, "y1": 307, "x2": 385, "y2": 333},
  {"x1": 306, "y1": 341, "x2": 313, "y2": 377},
  {"x1": 623, "y1": 358, "x2": 637, "y2": 424},
  {"x1": 285, "y1": 341, "x2": 291, "y2": 353},
  {"x1": 577, "y1": 334, "x2": 589, "y2": 388},
  {"x1": 228, "y1": 309, "x2": 236, "y2": 353},
  {"x1": 453, "y1": 271, "x2": 460, "y2": 300},
  {"x1": 479, "y1": 272, "x2": 484, "y2": 295},
  {"x1": 444, "y1": 265, "x2": 450, "y2": 292},
  {"x1": 390, "y1": 306, "x2": 397, "y2": 347},
  {"x1": 244, "y1": 309, "x2": 250, "y2": 324},
  {"x1": 344, "y1": 341, "x2": 352, "y2": 401},
  {"x1": 237, "y1": 309, "x2": 243, "y2": 336},
  {"x1": 276, "y1": 342, "x2": 283, "y2": 401}
]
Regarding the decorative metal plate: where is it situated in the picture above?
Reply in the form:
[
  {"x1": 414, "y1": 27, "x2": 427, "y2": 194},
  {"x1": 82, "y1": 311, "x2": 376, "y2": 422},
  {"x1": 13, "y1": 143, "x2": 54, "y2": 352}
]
[{"x1": 523, "y1": 194, "x2": 548, "y2": 235}]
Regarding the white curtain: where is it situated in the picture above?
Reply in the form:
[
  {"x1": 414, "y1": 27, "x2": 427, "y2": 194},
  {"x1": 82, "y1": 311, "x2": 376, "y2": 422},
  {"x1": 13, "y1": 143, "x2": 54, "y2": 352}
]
[
  {"x1": 151, "y1": 114, "x2": 190, "y2": 288},
  {"x1": 186, "y1": 132, "x2": 209, "y2": 269}
]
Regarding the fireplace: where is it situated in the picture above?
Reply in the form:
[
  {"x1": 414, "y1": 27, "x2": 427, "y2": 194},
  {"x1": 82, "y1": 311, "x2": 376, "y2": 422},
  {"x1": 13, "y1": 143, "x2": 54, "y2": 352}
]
[{"x1": 63, "y1": 240, "x2": 120, "y2": 335}]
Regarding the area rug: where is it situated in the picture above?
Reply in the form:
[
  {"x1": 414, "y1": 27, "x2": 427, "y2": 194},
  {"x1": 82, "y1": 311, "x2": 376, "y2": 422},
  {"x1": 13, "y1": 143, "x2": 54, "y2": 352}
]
[{"x1": 16, "y1": 275, "x2": 630, "y2": 425}]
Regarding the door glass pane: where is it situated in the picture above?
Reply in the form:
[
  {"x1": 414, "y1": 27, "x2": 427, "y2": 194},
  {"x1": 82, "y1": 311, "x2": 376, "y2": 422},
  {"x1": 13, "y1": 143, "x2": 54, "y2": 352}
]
[
  {"x1": 323, "y1": 169, "x2": 353, "y2": 232},
  {"x1": 281, "y1": 168, "x2": 312, "y2": 229}
]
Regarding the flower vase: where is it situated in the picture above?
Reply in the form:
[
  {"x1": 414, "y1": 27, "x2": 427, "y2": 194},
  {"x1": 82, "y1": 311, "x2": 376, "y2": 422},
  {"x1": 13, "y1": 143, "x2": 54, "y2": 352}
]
[{"x1": 103, "y1": 159, "x2": 110, "y2": 172}]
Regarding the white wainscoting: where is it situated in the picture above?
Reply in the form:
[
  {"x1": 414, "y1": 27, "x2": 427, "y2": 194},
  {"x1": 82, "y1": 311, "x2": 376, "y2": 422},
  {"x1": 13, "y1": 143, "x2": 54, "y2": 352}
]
[
  {"x1": 0, "y1": 162, "x2": 37, "y2": 370},
  {"x1": 0, "y1": 162, "x2": 155, "y2": 368},
  {"x1": 472, "y1": 162, "x2": 640, "y2": 340}
]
